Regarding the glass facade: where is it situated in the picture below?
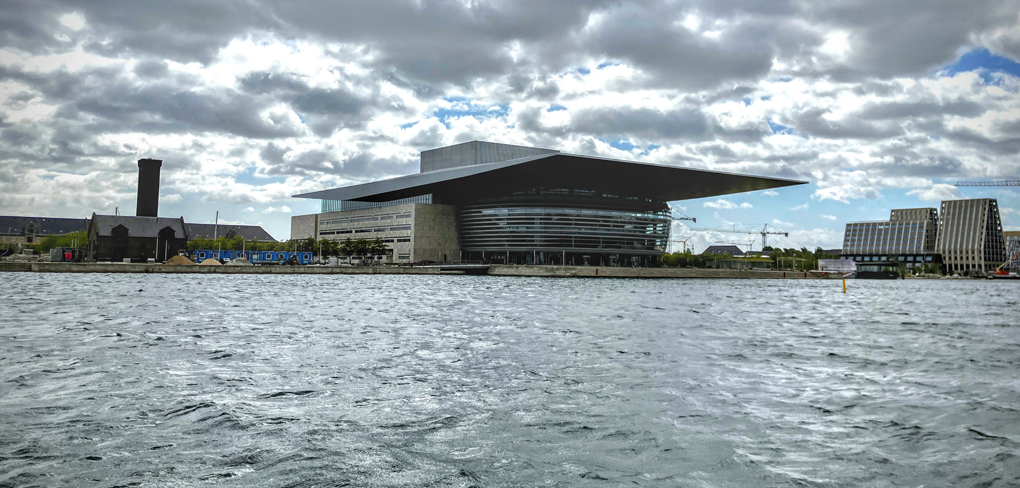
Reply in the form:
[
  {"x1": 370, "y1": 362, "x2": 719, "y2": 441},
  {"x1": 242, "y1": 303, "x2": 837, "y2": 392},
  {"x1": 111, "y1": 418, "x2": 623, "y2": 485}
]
[
  {"x1": 458, "y1": 204, "x2": 669, "y2": 254},
  {"x1": 321, "y1": 194, "x2": 432, "y2": 213}
]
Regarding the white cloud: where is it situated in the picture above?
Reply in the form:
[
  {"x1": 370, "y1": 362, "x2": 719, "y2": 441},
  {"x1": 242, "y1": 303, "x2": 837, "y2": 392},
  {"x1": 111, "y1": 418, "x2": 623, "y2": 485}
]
[
  {"x1": 821, "y1": 214, "x2": 838, "y2": 220},
  {"x1": 773, "y1": 219, "x2": 795, "y2": 227},
  {"x1": 159, "y1": 193, "x2": 182, "y2": 203},
  {"x1": 703, "y1": 198, "x2": 752, "y2": 210},
  {"x1": 262, "y1": 206, "x2": 291, "y2": 214},
  {"x1": 790, "y1": 203, "x2": 809, "y2": 211},
  {"x1": 58, "y1": 13, "x2": 86, "y2": 31},
  {"x1": 813, "y1": 185, "x2": 880, "y2": 204},
  {"x1": 2, "y1": 1, "x2": 1019, "y2": 240},
  {"x1": 907, "y1": 184, "x2": 963, "y2": 202}
]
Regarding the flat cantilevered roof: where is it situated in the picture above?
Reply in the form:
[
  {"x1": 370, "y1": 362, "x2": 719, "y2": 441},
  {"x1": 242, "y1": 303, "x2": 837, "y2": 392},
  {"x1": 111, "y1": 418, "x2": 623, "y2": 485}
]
[{"x1": 293, "y1": 152, "x2": 805, "y2": 203}]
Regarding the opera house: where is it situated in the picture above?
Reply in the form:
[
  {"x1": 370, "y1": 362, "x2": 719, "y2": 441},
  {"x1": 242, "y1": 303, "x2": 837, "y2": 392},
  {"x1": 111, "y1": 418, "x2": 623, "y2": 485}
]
[{"x1": 291, "y1": 141, "x2": 803, "y2": 266}]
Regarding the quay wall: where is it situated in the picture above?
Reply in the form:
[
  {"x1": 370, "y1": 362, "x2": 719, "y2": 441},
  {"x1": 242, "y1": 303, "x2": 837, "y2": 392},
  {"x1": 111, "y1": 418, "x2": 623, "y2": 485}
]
[
  {"x1": 486, "y1": 265, "x2": 843, "y2": 279},
  {"x1": 0, "y1": 262, "x2": 847, "y2": 279}
]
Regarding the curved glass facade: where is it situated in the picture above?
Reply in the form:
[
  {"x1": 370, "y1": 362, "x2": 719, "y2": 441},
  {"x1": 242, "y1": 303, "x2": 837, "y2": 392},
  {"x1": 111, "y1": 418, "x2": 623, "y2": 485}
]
[{"x1": 458, "y1": 204, "x2": 669, "y2": 254}]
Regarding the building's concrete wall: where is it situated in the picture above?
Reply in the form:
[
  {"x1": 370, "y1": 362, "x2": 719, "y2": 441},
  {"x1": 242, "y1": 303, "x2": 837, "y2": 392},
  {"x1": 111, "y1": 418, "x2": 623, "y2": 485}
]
[
  {"x1": 411, "y1": 204, "x2": 460, "y2": 263},
  {"x1": 290, "y1": 214, "x2": 318, "y2": 240},
  {"x1": 420, "y1": 141, "x2": 558, "y2": 172},
  {"x1": 315, "y1": 204, "x2": 416, "y2": 263}
]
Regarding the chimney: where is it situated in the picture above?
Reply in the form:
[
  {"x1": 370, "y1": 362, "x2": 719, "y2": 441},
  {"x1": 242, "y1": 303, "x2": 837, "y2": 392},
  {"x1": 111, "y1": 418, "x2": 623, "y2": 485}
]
[{"x1": 136, "y1": 158, "x2": 162, "y2": 217}]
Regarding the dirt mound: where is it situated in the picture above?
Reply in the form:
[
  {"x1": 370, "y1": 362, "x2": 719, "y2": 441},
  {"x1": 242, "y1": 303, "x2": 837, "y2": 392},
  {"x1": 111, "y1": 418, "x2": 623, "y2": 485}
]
[
  {"x1": 199, "y1": 258, "x2": 222, "y2": 266},
  {"x1": 164, "y1": 255, "x2": 195, "y2": 266},
  {"x1": 225, "y1": 257, "x2": 253, "y2": 266}
]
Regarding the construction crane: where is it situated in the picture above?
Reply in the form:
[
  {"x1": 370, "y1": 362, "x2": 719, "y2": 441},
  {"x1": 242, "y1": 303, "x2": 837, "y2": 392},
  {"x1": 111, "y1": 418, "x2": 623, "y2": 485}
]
[
  {"x1": 670, "y1": 236, "x2": 693, "y2": 253},
  {"x1": 995, "y1": 253, "x2": 1020, "y2": 277},
  {"x1": 666, "y1": 204, "x2": 696, "y2": 223},
  {"x1": 693, "y1": 224, "x2": 789, "y2": 251},
  {"x1": 955, "y1": 180, "x2": 1020, "y2": 187}
]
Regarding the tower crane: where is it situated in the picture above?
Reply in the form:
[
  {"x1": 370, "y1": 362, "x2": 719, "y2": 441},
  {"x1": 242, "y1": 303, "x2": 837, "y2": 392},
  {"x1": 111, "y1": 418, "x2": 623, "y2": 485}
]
[
  {"x1": 670, "y1": 236, "x2": 693, "y2": 253},
  {"x1": 693, "y1": 224, "x2": 789, "y2": 251},
  {"x1": 955, "y1": 180, "x2": 1020, "y2": 187},
  {"x1": 666, "y1": 204, "x2": 696, "y2": 223}
]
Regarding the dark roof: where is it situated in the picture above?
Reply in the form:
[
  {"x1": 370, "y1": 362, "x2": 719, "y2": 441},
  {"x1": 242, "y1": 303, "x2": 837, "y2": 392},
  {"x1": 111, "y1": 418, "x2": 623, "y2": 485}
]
[
  {"x1": 0, "y1": 216, "x2": 90, "y2": 236},
  {"x1": 703, "y1": 245, "x2": 744, "y2": 256},
  {"x1": 294, "y1": 153, "x2": 805, "y2": 203},
  {"x1": 185, "y1": 223, "x2": 277, "y2": 241},
  {"x1": 89, "y1": 214, "x2": 188, "y2": 238}
]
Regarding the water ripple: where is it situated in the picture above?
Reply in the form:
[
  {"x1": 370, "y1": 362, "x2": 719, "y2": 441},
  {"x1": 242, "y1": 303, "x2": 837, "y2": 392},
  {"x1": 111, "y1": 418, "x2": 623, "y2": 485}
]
[{"x1": 0, "y1": 273, "x2": 1018, "y2": 486}]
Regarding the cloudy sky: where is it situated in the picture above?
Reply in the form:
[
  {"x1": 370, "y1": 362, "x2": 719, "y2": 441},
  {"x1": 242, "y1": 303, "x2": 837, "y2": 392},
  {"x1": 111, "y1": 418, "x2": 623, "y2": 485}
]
[{"x1": 2, "y1": 0, "x2": 1019, "y2": 251}]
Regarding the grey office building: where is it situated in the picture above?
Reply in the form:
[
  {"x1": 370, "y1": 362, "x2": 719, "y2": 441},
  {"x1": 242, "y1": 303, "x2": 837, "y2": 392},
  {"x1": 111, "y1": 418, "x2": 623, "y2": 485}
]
[
  {"x1": 841, "y1": 207, "x2": 940, "y2": 268},
  {"x1": 936, "y1": 198, "x2": 1007, "y2": 274},
  {"x1": 292, "y1": 141, "x2": 803, "y2": 266}
]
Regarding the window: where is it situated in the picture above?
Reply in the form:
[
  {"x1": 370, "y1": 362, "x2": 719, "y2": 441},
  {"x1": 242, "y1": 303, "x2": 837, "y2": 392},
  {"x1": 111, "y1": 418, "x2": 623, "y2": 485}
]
[
  {"x1": 389, "y1": 225, "x2": 411, "y2": 231},
  {"x1": 396, "y1": 238, "x2": 411, "y2": 243}
]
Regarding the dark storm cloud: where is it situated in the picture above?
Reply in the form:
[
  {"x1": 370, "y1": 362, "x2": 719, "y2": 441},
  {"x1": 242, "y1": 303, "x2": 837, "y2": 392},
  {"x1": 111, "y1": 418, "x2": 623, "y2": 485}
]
[
  {"x1": 581, "y1": 3, "x2": 776, "y2": 90},
  {"x1": 790, "y1": 108, "x2": 904, "y2": 140},
  {"x1": 807, "y1": 0, "x2": 1016, "y2": 77},
  {"x1": 872, "y1": 156, "x2": 965, "y2": 177},
  {"x1": 571, "y1": 106, "x2": 712, "y2": 140},
  {"x1": 256, "y1": 142, "x2": 417, "y2": 179},
  {"x1": 2, "y1": 0, "x2": 1019, "y2": 218},
  {"x1": 516, "y1": 104, "x2": 769, "y2": 144},
  {"x1": 857, "y1": 99, "x2": 985, "y2": 120},
  {"x1": 132, "y1": 60, "x2": 170, "y2": 79}
]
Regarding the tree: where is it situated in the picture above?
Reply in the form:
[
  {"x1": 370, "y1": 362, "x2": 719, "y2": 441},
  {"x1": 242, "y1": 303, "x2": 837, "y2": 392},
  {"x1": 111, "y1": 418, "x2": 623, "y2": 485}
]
[
  {"x1": 338, "y1": 238, "x2": 354, "y2": 258},
  {"x1": 369, "y1": 238, "x2": 388, "y2": 258},
  {"x1": 352, "y1": 239, "x2": 370, "y2": 259}
]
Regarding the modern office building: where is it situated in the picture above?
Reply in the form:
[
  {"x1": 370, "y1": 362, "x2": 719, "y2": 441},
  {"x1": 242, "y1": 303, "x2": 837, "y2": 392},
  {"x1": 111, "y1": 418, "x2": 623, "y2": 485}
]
[
  {"x1": 936, "y1": 198, "x2": 1007, "y2": 274},
  {"x1": 842, "y1": 199, "x2": 1009, "y2": 274},
  {"x1": 841, "y1": 207, "x2": 940, "y2": 268},
  {"x1": 291, "y1": 141, "x2": 804, "y2": 266}
]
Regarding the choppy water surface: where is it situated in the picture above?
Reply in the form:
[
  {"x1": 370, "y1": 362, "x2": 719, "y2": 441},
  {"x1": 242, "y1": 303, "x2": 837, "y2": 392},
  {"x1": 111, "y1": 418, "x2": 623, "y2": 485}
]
[{"x1": 1, "y1": 273, "x2": 1018, "y2": 487}]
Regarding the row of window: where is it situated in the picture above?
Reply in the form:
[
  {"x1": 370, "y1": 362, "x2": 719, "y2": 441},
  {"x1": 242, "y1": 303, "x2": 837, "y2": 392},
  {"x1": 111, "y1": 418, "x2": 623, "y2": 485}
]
[
  {"x1": 320, "y1": 213, "x2": 412, "y2": 227},
  {"x1": 320, "y1": 225, "x2": 412, "y2": 235},
  {"x1": 851, "y1": 255, "x2": 934, "y2": 262}
]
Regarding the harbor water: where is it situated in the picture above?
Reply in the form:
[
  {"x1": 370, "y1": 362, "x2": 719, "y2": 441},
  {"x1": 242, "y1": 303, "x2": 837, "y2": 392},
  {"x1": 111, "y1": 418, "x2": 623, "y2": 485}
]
[{"x1": 1, "y1": 273, "x2": 1017, "y2": 487}]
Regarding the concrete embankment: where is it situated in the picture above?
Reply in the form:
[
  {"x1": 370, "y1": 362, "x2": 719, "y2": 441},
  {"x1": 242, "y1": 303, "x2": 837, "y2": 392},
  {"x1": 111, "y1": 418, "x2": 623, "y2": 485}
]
[
  {"x1": 0, "y1": 262, "x2": 452, "y2": 274},
  {"x1": 0, "y1": 261, "x2": 846, "y2": 279},
  {"x1": 487, "y1": 265, "x2": 843, "y2": 279}
]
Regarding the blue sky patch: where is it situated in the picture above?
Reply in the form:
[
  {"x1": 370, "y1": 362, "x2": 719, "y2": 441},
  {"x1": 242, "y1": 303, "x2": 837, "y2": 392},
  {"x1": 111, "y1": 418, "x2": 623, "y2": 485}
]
[
  {"x1": 547, "y1": 105, "x2": 567, "y2": 112},
  {"x1": 766, "y1": 119, "x2": 793, "y2": 135},
  {"x1": 941, "y1": 48, "x2": 1020, "y2": 84},
  {"x1": 608, "y1": 139, "x2": 637, "y2": 151},
  {"x1": 433, "y1": 98, "x2": 509, "y2": 127}
]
